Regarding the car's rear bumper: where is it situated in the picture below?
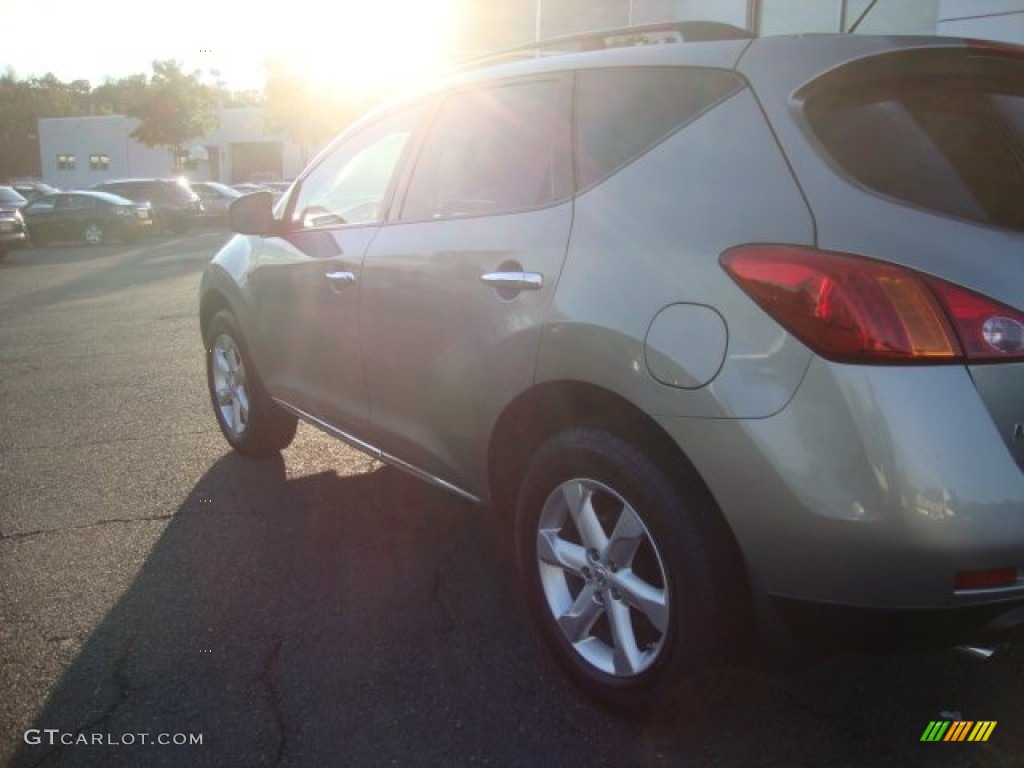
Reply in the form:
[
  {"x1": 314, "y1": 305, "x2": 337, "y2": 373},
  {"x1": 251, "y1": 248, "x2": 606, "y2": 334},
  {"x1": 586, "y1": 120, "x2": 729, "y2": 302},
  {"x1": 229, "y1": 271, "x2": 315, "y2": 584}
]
[
  {"x1": 0, "y1": 230, "x2": 27, "y2": 250},
  {"x1": 769, "y1": 594, "x2": 1024, "y2": 653},
  {"x1": 661, "y1": 357, "x2": 1024, "y2": 614}
]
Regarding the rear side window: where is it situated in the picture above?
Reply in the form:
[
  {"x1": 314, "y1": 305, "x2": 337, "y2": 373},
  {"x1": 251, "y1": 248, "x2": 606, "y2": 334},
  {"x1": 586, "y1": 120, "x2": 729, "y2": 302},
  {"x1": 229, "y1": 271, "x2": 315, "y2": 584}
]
[
  {"x1": 805, "y1": 50, "x2": 1024, "y2": 232},
  {"x1": 575, "y1": 67, "x2": 745, "y2": 189}
]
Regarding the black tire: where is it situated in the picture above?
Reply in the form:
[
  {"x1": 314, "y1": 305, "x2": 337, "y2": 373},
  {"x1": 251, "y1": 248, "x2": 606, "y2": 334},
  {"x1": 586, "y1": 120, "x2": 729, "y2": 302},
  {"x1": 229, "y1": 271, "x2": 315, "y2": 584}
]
[
  {"x1": 514, "y1": 427, "x2": 747, "y2": 715},
  {"x1": 204, "y1": 310, "x2": 297, "y2": 456}
]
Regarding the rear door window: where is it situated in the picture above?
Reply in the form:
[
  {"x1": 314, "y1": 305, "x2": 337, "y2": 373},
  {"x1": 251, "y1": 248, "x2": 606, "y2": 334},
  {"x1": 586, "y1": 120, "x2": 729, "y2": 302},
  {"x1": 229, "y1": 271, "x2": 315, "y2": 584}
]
[{"x1": 804, "y1": 49, "x2": 1024, "y2": 232}]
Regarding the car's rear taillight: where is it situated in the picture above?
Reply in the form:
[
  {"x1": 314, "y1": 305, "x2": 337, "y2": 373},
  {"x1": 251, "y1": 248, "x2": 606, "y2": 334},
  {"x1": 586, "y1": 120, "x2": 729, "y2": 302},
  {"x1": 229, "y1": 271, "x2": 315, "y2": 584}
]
[
  {"x1": 954, "y1": 567, "x2": 1019, "y2": 591},
  {"x1": 925, "y1": 279, "x2": 1024, "y2": 361},
  {"x1": 720, "y1": 245, "x2": 1024, "y2": 364}
]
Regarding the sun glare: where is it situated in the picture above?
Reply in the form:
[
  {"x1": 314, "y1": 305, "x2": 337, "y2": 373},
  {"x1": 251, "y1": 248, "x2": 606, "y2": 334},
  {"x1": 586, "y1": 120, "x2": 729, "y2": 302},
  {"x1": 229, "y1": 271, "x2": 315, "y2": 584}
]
[
  {"x1": 3, "y1": 0, "x2": 460, "y2": 96},
  {"x1": 268, "y1": 1, "x2": 457, "y2": 97},
  {"x1": 3, "y1": 0, "x2": 459, "y2": 96}
]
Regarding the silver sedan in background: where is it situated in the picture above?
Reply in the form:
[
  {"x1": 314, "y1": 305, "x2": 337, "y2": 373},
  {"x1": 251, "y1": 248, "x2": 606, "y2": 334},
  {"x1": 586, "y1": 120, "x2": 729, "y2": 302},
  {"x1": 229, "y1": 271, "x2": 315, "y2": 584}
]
[{"x1": 191, "y1": 181, "x2": 243, "y2": 223}]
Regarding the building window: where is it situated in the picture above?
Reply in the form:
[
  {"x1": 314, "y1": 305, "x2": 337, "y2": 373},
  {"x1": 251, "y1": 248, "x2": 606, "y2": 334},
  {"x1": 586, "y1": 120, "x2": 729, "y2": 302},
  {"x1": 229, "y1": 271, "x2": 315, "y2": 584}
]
[
  {"x1": 57, "y1": 154, "x2": 76, "y2": 171},
  {"x1": 89, "y1": 154, "x2": 109, "y2": 171}
]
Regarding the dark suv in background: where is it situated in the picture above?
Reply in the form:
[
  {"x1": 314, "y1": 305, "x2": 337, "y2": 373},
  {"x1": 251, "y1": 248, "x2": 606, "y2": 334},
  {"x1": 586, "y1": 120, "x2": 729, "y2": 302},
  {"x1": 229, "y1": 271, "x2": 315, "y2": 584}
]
[{"x1": 93, "y1": 178, "x2": 203, "y2": 234}]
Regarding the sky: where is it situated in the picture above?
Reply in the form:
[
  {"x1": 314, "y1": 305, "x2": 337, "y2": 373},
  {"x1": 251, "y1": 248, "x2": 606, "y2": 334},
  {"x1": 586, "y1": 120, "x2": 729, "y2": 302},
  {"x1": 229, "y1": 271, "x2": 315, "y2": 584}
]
[{"x1": 0, "y1": 0, "x2": 459, "y2": 94}]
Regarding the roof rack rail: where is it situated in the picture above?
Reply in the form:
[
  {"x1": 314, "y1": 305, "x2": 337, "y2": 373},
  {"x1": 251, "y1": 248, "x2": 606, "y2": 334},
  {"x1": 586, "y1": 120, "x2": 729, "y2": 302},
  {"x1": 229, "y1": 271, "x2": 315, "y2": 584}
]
[{"x1": 464, "y1": 20, "x2": 753, "y2": 68}]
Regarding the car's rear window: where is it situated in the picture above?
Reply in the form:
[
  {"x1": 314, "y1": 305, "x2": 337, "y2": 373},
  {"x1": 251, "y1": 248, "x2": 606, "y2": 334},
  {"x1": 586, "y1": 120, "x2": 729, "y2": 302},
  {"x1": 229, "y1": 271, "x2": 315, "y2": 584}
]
[
  {"x1": 575, "y1": 67, "x2": 745, "y2": 190},
  {"x1": 167, "y1": 182, "x2": 198, "y2": 203},
  {"x1": 804, "y1": 48, "x2": 1024, "y2": 233}
]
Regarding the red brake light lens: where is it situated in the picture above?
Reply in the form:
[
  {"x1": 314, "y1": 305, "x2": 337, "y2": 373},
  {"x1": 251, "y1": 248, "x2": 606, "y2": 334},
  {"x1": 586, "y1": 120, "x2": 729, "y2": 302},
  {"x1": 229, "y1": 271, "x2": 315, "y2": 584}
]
[
  {"x1": 721, "y1": 245, "x2": 1024, "y2": 364},
  {"x1": 954, "y1": 567, "x2": 1018, "y2": 591}
]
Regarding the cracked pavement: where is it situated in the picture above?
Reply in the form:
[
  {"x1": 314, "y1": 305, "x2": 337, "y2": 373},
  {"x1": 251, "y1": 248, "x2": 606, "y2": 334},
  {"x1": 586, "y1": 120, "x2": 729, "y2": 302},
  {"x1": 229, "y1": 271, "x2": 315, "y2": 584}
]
[{"x1": 2, "y1": 233, "x2": 1023, "y2": 767}]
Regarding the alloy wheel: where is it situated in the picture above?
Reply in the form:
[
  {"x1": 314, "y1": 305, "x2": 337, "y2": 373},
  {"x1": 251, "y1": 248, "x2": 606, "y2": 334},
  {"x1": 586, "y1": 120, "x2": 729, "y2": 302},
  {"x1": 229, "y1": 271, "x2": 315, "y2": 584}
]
[
  {"x1": 536, "y1": 477, "x2": 670, "y2": 677},
  {"x1": 83, "y1": 223, "x2": 105, "y2": 245},
  {"x1": 211, "y1": 333, "x2": 250, "y2": 437}
]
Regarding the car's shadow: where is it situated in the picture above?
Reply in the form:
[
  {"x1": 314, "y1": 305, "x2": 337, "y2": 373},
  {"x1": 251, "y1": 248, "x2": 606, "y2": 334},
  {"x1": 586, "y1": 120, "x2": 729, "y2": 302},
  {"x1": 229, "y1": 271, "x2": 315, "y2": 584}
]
[
  {"x1": 0, "y1": 232, "x2": 231, "y2": 323},
  {"x1": 10, "y1": 450, "x2": 1024, "y2": 767}
]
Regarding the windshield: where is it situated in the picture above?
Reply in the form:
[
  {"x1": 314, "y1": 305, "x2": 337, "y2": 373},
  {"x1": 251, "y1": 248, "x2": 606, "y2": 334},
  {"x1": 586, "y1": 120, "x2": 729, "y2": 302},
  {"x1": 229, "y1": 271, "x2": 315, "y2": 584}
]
[{"x1": 0, "y1": 187, "x2": 27, "y2": 206}]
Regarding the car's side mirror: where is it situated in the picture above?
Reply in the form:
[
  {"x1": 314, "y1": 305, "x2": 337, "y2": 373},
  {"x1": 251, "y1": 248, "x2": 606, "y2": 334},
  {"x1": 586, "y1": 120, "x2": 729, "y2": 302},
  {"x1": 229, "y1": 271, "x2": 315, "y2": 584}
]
[{"x1": 228, "y1": 191, "x2": 278, "y2": 237}]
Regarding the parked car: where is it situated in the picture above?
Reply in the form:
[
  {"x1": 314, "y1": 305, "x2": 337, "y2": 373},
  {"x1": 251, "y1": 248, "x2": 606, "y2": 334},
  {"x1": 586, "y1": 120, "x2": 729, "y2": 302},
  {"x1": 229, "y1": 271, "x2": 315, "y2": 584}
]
[
  {"x1": 191, "y1": 181, "x2": 243, "y2": 221},
  {"x1": 0, "y1": 185, "x2": 28, "y2": 209},
  {"x1": 0, "y1": 187, "x2": 28, "y2": 254},
  {"x1": 9, "y1": 180, "x2": 58, "y2": 203},
  {"x1": 92, "y1": 178, "x2": 202, "y2": 234},
  {"x1": 230, "y1": 183, "x2": 267, "y2": 195},
  {"x1": 199, "y1": 24, "x2": 1024, "y2": 713},
  {"x1": 262, "y1": 181, "x2": 294, "y2": 197},
  {"x1": 231, "y1": 182, "x2": 286, "y2": 201},
  {"x1": 22, "y1": 190, "x2": 153, "y2": 245}
]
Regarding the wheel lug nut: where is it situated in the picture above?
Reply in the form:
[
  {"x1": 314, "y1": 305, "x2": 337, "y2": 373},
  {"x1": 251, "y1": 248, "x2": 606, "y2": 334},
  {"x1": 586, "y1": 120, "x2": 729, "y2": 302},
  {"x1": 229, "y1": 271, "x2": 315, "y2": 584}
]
[
  {"x1": 610, "y1": 588, "x2": 621, "y2": 600},
  {"x1": 587, "y1": 549, "x2": 599, "y2": 562}
]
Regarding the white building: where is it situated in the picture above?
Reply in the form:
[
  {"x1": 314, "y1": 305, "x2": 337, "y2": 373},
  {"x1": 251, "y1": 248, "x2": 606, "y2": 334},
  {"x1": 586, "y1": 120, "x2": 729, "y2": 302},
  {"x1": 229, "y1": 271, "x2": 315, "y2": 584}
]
[{"x1": 38, "y1": 107, "x2": 306, "y2": 189}]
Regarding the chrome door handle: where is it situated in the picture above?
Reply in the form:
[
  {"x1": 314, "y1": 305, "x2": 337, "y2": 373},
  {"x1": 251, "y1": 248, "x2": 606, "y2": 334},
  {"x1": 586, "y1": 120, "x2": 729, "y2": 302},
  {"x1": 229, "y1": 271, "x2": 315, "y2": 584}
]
[
  {"x1": 479, "y1": 272, "x2": 544, "y2": 291},
  {"x1": 325, "y1": 270, "x2": 356, "y2": 285}
]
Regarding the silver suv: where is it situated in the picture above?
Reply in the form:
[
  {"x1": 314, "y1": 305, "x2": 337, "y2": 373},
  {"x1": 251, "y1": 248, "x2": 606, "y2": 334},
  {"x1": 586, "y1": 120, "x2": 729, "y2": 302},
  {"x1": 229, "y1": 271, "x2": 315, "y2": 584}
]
[{"x1": 200, "y1": 23, "x2": 1024, "y2": 712}]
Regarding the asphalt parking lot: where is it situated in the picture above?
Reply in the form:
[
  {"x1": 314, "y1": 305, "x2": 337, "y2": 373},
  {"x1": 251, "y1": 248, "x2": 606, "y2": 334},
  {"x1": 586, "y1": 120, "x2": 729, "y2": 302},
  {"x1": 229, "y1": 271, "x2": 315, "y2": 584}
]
[{"x1": 1, "y1": 232, "x2": 1022, "y2": 768}]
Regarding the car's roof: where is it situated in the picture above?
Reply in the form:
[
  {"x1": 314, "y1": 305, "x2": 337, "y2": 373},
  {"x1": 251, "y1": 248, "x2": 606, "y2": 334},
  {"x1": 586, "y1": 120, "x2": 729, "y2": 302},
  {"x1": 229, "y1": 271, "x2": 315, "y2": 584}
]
[
  {"x1": 455, "y1": 33, "x2": 972, "y2": 89},
  {"x1": 96, "y1": 178, "x2": 187, "y2": 186},
  {"x1": 342, "y1": 32, "x2": 976, "y2": 143},
  {"x1": 34, "y1": 189, "x2": 137, "y2": 205},
  {"x1": 193, "y1": 181, "x2": 239, "y2": 193}
]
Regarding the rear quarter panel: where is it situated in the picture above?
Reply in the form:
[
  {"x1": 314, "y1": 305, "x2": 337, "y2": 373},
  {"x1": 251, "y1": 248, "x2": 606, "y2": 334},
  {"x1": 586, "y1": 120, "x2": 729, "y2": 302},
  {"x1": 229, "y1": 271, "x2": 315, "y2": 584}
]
[{"x1": 538, "y1": 86, "x2": 815, "y2": 419}]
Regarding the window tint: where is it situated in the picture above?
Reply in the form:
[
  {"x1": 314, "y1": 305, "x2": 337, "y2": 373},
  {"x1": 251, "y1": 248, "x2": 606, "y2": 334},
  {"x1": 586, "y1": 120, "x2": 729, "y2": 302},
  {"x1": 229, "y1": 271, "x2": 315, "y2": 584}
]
[
  {"x1": 27, "y1": 199, "x2": 55, "y2": 213},
  {"x1": 401, "y1": 80, "x2": 568, "y2": 221},
  {"x1": 806, "y1": 55, "x2": 1024, "y2": 232},
  {"x1": 0, "y1": 188, "x2": 25, "y2": 206},
  {"x1": 291, "y1": 107, "x2": 423, "y2": 229},
  {"x1": 575, "y1": 67, "x2": 744, "y2": 189},
  {"x1": 63, "y1": 195, "x2": 96, "y2": 209}
]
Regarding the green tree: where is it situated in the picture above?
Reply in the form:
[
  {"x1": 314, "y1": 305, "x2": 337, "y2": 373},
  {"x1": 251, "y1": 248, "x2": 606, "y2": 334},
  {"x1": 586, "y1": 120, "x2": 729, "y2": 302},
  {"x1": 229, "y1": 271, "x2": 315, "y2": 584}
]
[
  {"x1": 91, "y1": 74, "x2": 148, "y2": 115},
  {"x1": 126, "y1": 60, "x2": 217, "y2": 172},
  {"x1": 0, "y1": 71, "x2": 91, "y2": 178}
]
